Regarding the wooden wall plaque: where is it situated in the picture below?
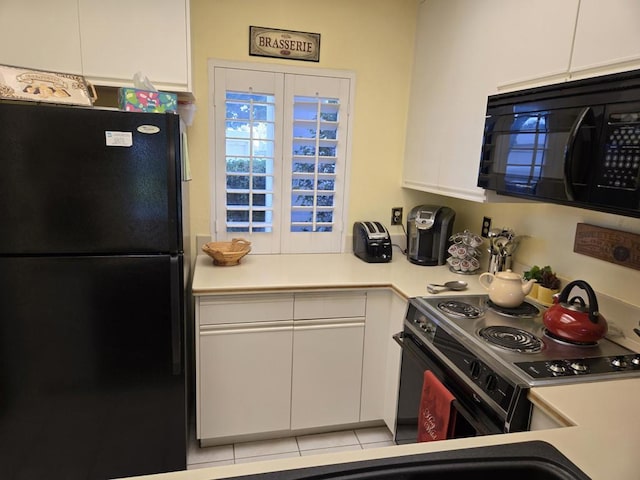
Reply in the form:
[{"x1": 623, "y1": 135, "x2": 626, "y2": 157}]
[{"x1": 574, "y1": 223, "x2": 640, "y2": 271}]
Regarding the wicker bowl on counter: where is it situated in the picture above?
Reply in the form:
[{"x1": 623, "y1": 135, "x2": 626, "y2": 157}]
[{"x1": 201, "y1": 238, "x2": 252, "y2": 266}]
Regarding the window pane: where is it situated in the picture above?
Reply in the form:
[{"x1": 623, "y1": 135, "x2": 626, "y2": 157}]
[
  {"x1": 252, "y1": 122, "x2": 275, "y2": 140},
  {"x1": 227, "y1": 193, "x2": 249, "y2": 205},
  {"x1": 319, "y1": 161, "x2": 335, "y2": 173},
  {"x1": 253, "y1": 139, "x2": 274, "y2": 157},
  {"x1": 226, "y1": 101, "x2": 250, "y2": 121},
  {"x1": 317, "y1": 211, "x2": 333, "y2": 222},
  {"x1": 227, "y1": 175, "x2": 249, "y2": 189},
  {"x1": 252, "y1": 176, "x2": 267, "y2": 190},
  {"x1": 293, "y1": 143, "x2": 315, "y2": 156},
  {"x1": 292, "y1": 178, "x2": 314, "y2": 190},
  {"x1": 318, "y1": 146, "x2": 335, "y2": 156},
  {"x1": 291, "y1": 210, "x2": 313, "y2": 222},
  {"x1": 227, "y1": 210, "x2": 249, "y2": 222},
  {"x1": 293, "y1": 125, "x2": 316, "y2": 139},
  {"x1": 226, "y1": 139, "x2": 250, "y2": 155},
  {"x1": 292, "y1": 160, "x2": 315, "y2": 173},
  {"x1": 224, "y1": 90, "x2": 276, "y2": 234},
  {"x1": 316, "y1": 195, "x2": 334, "y2": 206},
  {"x1": 292, "y1": 194, "x2": 315, "y2": 206},
  {"x1": 226, "y1": 157, "x2": 250, "y2": 172},
  {"x1": 226, "y1": 121, "x2": 250, "y2": 138},
  {"x1": 252, "y1": 158, "x2": 268, "y2": 173},
  {"x1": 252, "y1": 104, "x2": 269, "y2": 121},
  {"x1": 227, "y1": 92, "x2": 272, "y2": 102},
  {"x1": 288, "y1": 94, "x2": 341, "y2": 234},
  {"x1": 317, "y1": 179, "x2": 335, "y2": 191},
  {"x1": 319, "y1": 128, "x2": 337, "y2": 139},
  {"x1": 255, "y1": 193, "x2": 271, "y2": 206}
]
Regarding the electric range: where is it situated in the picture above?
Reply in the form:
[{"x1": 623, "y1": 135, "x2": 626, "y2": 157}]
[
  {"x1": 395, "y1": 294, "x2": 640, "y2": 440},
  {"x1": 412, "y1": 294, "x2": 640, "y2": 387}
]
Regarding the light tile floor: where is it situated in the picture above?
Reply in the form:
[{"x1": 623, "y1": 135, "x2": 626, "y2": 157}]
[{"x1": 188, "y1": 427, "x2": 396, "y2": 470}]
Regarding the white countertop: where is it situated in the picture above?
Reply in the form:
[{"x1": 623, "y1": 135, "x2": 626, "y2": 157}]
[
  {"x1": 153, "y1": 253, "x2": 640, "y2": 480},
  {"x1": 191, "y1": 252, "x2": 487, "y2": 298}
]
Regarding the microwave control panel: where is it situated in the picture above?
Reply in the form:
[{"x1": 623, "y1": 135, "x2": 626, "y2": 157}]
[{"x1": 600, "y1": 114, "x2": 640, "y2": 191}]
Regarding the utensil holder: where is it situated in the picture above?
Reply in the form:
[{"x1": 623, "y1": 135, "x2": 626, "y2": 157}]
[{"x1": 488, "y1": 253, "x2": 512, "y2": 274}]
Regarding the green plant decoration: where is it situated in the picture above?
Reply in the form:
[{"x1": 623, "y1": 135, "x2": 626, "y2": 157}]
[{"x1": 524, "y1": 265, "x2": 560, "y2": 290}]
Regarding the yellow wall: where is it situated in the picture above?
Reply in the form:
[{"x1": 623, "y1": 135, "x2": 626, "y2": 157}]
[
  {"x1": 188, "y1": 0, "x2": 640, "y2": 307},
  {"x1": 187, "y1": 0, "x2": 425, "y2": 239},
  {"x1": 442, "y1": 196, "x2": 640, "y2": 306}
]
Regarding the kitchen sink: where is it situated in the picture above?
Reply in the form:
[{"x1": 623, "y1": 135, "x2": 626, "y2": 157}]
[{"x1": 232, "y1": 441, "x2": 589, "y2": 480}]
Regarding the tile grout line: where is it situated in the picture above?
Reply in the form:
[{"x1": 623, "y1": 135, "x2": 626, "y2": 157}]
[{"x1": 217, "y1": 428, "x2": 395, "y2": 465}]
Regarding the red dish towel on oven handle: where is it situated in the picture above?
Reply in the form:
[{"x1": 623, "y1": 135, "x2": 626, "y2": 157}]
[{"x1": 417, "y1": 370, "x2": 457, "y2": 442}]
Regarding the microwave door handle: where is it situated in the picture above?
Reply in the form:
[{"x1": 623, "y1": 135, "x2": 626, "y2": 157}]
[{"x1": 563, "y1": 107, "x2": 591, "y2": 201}]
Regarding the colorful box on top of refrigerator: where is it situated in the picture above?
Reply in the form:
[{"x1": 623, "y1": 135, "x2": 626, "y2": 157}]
[{"x1": 118, "y1": 87, "x2": 177, "y2": 113}]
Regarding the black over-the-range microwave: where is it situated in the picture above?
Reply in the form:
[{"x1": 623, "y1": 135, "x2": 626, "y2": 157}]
[{"x1": 478, "y1": 68, "x2": 640, "y2": 218}]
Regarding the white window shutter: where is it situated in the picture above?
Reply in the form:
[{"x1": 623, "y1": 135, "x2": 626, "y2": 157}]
[
  {"x1": 212, "y1": 67, "x2": 283, "y2": 253},
  {"x1": 281, "y1": 75, "x2": 351, "y2": 254},
  {"x1": 210, "y1": 61, "x2": 353, "y2": 254}
]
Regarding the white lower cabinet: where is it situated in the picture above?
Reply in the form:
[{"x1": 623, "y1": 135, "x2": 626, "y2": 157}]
[
  {"x1": 383, "y1": 292, "x2": 409, "y2": 434},
  {"x1": 529, "y1": 404, "x2": 571, "y2": 431},
  {"x1": 359, "y1": 289, "x2": 406, "y2": 428},
  {"x1": 290, "y1": 292, "x2": 366, "y2": 429},
  {"x1": 199, "y1": 323, "x2": 293, "y2": 439},
  {"x1": 196, "y1": 289, "x2": 400, "y2": 443},
  {"x1": 291, "y1": 318, "x2": 364, "y2": 430}
]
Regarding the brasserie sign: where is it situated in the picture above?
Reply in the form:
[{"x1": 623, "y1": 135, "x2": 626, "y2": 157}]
[{"x1": 249, "y1": 26, "x2": 320, "y2": 62}]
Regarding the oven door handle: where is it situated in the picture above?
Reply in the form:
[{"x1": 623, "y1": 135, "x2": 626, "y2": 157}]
[{"x1": 393, "y1": 330, "x2": 499, "y2": 436}]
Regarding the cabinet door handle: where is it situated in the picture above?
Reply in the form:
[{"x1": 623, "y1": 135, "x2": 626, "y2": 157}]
[
  {"x1": 200, "y1": 321, "x2": 293, "y2": 336},
  {"x1": 293, "y1": 319, "x2": 365, "y2": 331}
]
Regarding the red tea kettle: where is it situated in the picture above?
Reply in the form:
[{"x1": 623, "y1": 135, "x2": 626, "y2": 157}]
[{"x1": 543, "y1": 280, "x2": 608, "y2": 343}]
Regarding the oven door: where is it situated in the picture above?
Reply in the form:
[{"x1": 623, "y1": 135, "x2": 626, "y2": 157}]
[{"x1": 393, "y1": 329, "x2": 504, "y2": 445}]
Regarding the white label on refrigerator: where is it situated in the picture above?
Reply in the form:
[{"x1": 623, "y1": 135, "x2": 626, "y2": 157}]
[
  {"x1": 105, "y1": 131, "x2": 133, "y2": 147},
  {"x1": 137, "y1": 125, "x2": 160, "y2": 134}
]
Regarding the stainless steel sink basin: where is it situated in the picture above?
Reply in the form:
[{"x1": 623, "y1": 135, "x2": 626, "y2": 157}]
[{"x1": 231, "y1": 441, "x2": 589, "y2": 480}]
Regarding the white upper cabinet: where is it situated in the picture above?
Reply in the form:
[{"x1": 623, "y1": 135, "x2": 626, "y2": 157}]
[
  {"x1": 403, "y1": 0, "x2": 640, "y2": 203},
  {"x1": 0, "y1": 0, "x2": 82, "y2": 74},
  {"x1": 78, "y1": 0, "x2": 192, "y2": 92},
  {"x1": 494, "y1": 0, "x2": 578, "y2": 91},
  {"x1": 0, "y1": 0, "x2": 191, "y2": 93},
  {"x1": 570, "y1": 0, "x2": 640, "y2": 78},
  {"x1": 403, "y1": 0, "x2": 577, "y2": 202},
  {"x1": 403, "y1": 0, "x2": 490, "y2": 202}
]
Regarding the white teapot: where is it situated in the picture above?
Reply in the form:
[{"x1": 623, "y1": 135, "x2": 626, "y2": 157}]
[{"x1": 478, "y1": 269, "x2": 536, "y2": 308}]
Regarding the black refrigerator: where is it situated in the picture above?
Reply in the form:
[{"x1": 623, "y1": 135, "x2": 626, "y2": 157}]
[{"x1": 0, "y1": 101, "x2": 189, "y2": 479}]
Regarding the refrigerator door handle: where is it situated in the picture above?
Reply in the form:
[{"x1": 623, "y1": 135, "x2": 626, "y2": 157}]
[{"x1": 170, "y1": 256, "x2": 183, "y2": 375}]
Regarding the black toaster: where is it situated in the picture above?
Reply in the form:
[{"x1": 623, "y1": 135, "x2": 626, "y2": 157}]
[{"x1": 353, "y1": 221, "x2": 392, "y2": 263}]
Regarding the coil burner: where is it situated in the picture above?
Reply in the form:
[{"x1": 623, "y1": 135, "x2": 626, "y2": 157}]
[
  {"x1": 437, "y1": 301, "x2": 483, "y2": 319},
  {"x1": 479, "y1": 326, "x2": 543, "y2": 354},
  {"x1": 487, "y1": 300, "x2": 540, "y2": 319}
]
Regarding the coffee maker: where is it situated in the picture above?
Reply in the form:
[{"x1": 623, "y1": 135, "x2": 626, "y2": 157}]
[{"x1": 406, "y1": 205, "x2": 456, "y2": 266}]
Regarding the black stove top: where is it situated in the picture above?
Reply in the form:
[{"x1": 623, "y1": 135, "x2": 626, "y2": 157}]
[{"x1": 411, "y1": 294, "x2": 640, "y2": 386}]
